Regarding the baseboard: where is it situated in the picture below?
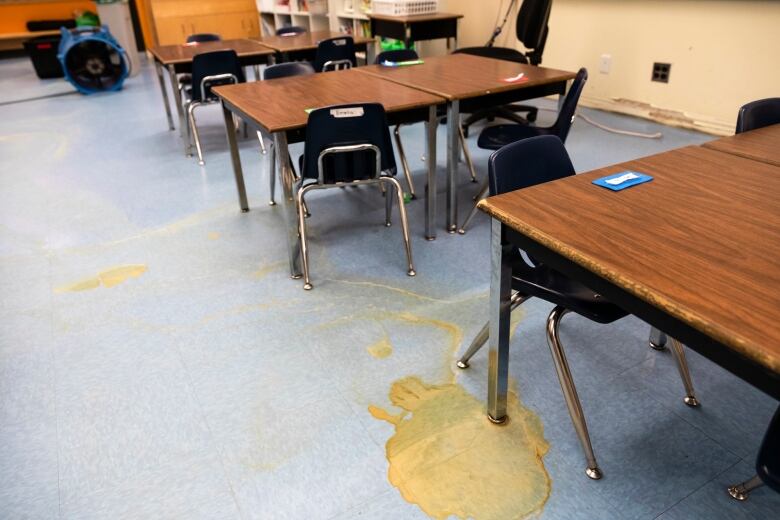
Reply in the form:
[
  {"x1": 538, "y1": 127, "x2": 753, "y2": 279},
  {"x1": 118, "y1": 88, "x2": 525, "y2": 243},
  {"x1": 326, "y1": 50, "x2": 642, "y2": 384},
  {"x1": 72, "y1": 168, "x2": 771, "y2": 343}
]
[{"x1": 578, "y1": 95, "x2": 733, "y2": 136}]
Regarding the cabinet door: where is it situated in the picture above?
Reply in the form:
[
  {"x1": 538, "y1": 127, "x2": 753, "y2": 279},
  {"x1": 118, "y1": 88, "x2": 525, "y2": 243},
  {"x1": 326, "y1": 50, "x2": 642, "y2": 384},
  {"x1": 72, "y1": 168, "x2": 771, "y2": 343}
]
[
  {"x1": 191, "y1": 12, "x2": 260, "y2": 40},
  {"x1": 153, "y1": 16, "x2": 191, "y2": 45}
]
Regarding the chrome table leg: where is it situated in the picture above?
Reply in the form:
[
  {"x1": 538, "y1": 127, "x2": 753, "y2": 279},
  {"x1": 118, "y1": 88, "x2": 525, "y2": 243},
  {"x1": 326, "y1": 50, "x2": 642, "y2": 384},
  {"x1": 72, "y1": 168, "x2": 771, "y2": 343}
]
[
  {"x1": 221, "y1": 102, "x2": 250, "y2": 212},
  {"x1": 273, "y1": 132, "x2": 303, "y2": 279},
  {"x1": 487, "y1": 219, "x2": 513, "y2": 423},
  {"x1": 669, "y1": 338, "x2": 700, "y2": 407},
  {"x1": 154, "y1": 61, "x2": 175, "y2": 130},
  {"x1": 425, "y1": 105, "x2": 437, "y2": 241},
  {"x1": 167, "y1": 64, "x2": 186, "y2": 138},
  {"x1": 446, "y1": 100, "x2": 460, "y2": 234},
  {"x1": 649, "y1": 327, "x2": 668, "y2": 350}
]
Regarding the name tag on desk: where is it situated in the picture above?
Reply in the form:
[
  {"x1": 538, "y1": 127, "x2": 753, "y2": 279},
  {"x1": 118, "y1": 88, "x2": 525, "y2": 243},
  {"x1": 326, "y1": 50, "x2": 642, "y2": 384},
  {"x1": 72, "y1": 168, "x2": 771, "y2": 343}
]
[{"x1": 592, "y1": 171, "x2": 653, "y2": 191}]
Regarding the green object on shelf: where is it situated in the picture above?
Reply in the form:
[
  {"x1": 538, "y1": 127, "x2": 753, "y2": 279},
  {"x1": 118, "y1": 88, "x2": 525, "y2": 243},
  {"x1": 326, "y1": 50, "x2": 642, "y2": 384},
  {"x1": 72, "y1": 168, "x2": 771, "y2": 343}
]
[{"x1": 75, "y1": 11, "x2": 100, "y2": 27}]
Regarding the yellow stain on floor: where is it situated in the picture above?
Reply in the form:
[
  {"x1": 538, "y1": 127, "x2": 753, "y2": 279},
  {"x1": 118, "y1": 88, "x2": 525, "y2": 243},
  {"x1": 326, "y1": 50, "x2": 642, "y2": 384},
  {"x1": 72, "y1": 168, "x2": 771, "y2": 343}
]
[
  {"x1": 367, "y1": 336, "x2": 393, "y2": 359},
  {"x1": 371, "y1": 377, "x2": 551, "y2": 520},
  {"x1": 254, "y1": 261, "x2": 287, "y2": 280},
  {"x1": 208, "y1": 232, "x2": 220, "y2": 240},
  {"x1": 55, "y1": 264, "x2": 147, "y2": 292}
]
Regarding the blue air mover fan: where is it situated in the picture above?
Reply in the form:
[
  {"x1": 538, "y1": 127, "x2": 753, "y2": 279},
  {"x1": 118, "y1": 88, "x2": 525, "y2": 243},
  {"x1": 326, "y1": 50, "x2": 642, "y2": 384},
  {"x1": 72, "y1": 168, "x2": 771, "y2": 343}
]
[{"x1": 58, "y1": 26, "x2": 129, "y2": 94}]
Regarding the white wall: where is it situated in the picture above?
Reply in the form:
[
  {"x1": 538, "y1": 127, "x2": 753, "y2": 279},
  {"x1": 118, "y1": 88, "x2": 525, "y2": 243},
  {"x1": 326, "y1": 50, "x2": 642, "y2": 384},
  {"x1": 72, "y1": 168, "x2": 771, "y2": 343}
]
[{"x1": 448, "y1": 0, "x2": 780, "y2": 134}]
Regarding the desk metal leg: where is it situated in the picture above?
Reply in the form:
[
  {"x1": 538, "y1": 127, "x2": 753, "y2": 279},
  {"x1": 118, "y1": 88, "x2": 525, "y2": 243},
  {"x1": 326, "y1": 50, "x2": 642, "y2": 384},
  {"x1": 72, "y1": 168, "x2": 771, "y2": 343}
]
[
  {"x1": 154, "y1": 61, "x2": 174, "y2": 130},
  {"x1": 366, "y1": 40, "x2": 377, "y2": 66},
  {"x1": 487, "y1": 219, "x2": 513, "y2": 423},
  {"x1": 221, "y1": 103, "x2": 250, "y2": 212},
  {"x1": 168, "y1": 65, "x2": 186, "y2": 138},
  {"x1": 446, "y1": 100, "x2": 460, "y2": 233},
  {"x1": 273, "y1": 132, "x2": 303, "y2": 279},
  {"x1": 425, "y1": 105, "x2": 437, "y2": 241}
]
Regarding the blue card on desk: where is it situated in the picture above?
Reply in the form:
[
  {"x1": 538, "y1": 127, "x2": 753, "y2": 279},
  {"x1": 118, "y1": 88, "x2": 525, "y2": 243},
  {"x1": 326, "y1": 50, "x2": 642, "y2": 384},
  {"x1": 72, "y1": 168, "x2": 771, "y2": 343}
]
[{"x1": 592, "y1": 171, "x2": 653, "y2": 191}]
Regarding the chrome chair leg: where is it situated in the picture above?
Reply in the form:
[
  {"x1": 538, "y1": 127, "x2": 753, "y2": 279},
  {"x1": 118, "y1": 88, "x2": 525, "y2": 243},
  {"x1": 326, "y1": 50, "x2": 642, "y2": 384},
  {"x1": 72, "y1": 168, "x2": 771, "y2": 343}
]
[
  {"x1": 384, "y1": 177, "x2": 415, "y2": 276},
  {"x1": 393, "y1": 125, "x2": 416, "y2": 199},
  {"x1": 669, "y1": 338, "x2": 700, "y2": 407},
  {"x1": 253, "y1": 64, "x2": 261, "y2": 81},
  {"x1": 458, "y1": 124, "x2": 477, "y2": 182},
  {"x1": 268, "y1": 143, "x2": 277, "y2": 206},
  {"x1": 546, "y1": 305, "x2": 603, "y2": 480},
  {"x1": 297, "y1": 184, "x2": 315, "y2": 290},
  {"x1": 188, "y1": 102, "x2": 205, "y2": 166},
  {"x1": 728, "y1": 475, "x2": 763, "y2": 501},
  {"x1": 457, "y1": 293, "x2": 529, "y2": 369},
  {"x1": 257, "y1": 131, "x2": 267, "y2": 155},
  {"x1": 184, "y1": 100, "x2": 193, "y2": 157},
  {"x1": 457, "y1": 181, "x2": 489, "y2": 234},
  {"x1": 649, "y1": 327, "x2": 667, "y2": 350}
]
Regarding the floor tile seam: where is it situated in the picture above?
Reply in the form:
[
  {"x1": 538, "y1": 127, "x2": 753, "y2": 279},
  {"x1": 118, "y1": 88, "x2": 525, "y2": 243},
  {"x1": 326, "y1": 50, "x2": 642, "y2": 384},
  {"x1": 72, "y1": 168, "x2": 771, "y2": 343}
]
[
  {"x1": 651, "y1": 459, "x2": 744, "y2": 520},
  {"x1": 168, "y1": 340, "x2": 246, "y2": 520}
]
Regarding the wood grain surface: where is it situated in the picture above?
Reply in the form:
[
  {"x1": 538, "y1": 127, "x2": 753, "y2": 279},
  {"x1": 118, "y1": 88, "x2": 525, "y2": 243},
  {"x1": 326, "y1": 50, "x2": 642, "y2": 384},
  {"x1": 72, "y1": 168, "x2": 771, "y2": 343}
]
[
  {"x1": 213, "y1": 68, "x2": 444, "y2": 133},
  {"x1": 479, "y1": 146, "x2": 780, "y2": 374},
  {"x1": 150, "y1": 39, "x2": 273, "y2": 65},
  {"x1": 253, "y1": 30, "x2": 374, "y2": 53},
  {"x1": 367, "y1": 12, "x2": 464, "y2": 23},
  {"x1": 702, "y1": 124, "x2": 780, "y2": 167},
  {"x1": 356, "y1": 53, "x2": 576, "y2": 101}
]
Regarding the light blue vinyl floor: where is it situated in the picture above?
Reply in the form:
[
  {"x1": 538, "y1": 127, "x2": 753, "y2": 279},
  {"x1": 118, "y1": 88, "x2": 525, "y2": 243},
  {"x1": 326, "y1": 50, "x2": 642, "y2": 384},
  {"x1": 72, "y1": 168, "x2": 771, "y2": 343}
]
[{"x1": 0, "y1": 56, "x2": 778, "y2": 519}]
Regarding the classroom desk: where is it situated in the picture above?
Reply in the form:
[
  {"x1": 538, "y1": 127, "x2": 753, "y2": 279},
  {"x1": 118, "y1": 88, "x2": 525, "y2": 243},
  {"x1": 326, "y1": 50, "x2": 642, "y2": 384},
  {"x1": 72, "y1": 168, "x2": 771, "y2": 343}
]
[
  {"x1": 254, "y1": 30, "x2": 376, "y2": 64},
  {"x1": 702, "y1": 124, "x2": 780, "y2": 167},
  {"x1": 368, "y1": 12, "x2": 463, "y2": 50},
  {"x1": 149, "y1": 39, "x2": 275, "y2": 132},
  {"x1": 358, "y1": 53, "x2": 577, "y2": 233},
  {"x1": 213, "y1": 69, "x2": 445, "y2": 277},
  {"x1": 478, "y1": 145, "x2": 780, "y2": 422}
]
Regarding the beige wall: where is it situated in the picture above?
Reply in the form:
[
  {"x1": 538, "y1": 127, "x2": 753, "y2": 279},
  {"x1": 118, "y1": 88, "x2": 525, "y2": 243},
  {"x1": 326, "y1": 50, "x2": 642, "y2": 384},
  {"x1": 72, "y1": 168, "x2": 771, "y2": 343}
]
[{"x1": 447, "y1": 0, "x2": 780, "y2": 134}]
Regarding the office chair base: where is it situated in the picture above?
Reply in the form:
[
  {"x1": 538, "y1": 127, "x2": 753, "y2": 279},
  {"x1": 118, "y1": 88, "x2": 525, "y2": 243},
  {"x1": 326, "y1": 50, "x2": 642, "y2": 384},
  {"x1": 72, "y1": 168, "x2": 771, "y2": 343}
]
[
  {"x1": 586, "y1": 467, "x2": 603, "y2": 480},
  {"x1": 727, "y1": 475, "x2": 763, "y2": 501},
  {"x1": 684, "y1": 396, "x2": 700, "y2": 407}
]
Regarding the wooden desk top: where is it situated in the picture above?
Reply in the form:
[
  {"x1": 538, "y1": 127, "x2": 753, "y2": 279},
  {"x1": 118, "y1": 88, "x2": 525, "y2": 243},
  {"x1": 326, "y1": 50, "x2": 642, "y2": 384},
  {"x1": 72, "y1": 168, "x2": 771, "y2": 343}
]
[
  {"x1": 368, "y1": 12, "x2": 464, "y2": 23},
  {"x1": 356, "y1": 53, "x2": 576, "y2": 101},
  {"x1": 702, "y1": 124, "x2": 780, "y2": 167},
  {"x1": 213, "y1": 68, "x2": 444, "y2": 133},
  {"x1": 150, "y1": 39, "x2": 274, "y2": 65},
  {"x1": 479, "y1": 146, "x2": 780, "y2": 375},
  {"x1": 254, "y1": 30, "x2": 374, "y2": 53}
]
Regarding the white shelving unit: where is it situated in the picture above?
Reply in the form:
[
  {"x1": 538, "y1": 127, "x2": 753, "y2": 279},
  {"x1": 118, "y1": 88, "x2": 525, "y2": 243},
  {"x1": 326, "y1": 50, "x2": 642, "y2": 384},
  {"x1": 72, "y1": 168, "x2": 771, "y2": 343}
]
[{"x1": 257, "y1": 1, "x2": 374, "y2": 38}]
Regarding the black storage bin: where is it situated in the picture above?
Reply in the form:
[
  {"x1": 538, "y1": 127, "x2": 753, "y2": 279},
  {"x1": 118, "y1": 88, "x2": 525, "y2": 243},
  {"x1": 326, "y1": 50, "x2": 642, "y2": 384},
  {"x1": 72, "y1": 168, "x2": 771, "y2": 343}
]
[{"x1": 24, "y1": 35, "x2": 64, "y2": 79}]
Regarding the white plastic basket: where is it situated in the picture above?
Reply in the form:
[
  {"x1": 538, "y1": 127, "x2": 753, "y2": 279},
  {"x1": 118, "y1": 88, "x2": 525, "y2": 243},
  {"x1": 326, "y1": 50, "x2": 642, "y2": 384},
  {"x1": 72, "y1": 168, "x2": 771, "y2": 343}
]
[{"x1": 371, "y1": 0, "x2": 438, "y2": 16}]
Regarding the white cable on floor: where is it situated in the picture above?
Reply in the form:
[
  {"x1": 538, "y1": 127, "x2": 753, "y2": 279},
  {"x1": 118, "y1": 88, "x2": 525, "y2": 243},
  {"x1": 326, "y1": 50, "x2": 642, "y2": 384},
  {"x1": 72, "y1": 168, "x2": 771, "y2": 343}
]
[{"x1": 538, "y1": 107, "x2": 663, "y2": 139}]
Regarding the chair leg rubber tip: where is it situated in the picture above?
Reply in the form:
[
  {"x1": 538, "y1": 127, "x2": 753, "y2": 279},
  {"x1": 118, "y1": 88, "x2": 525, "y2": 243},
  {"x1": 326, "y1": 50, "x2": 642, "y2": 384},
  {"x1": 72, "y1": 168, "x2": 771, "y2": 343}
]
[
  {"x1": 456, "y1": 360, "x2": 469, "y2": 369},
  {"x1": 385, "y1": 222, "x2": 392, "y2": 227},
  {"x1": 684, "y1": 396, "x2": 700, "y2": 407},
  {"x1": 268, "y1": 201, "x2": 276, "y2": 206},
  {"x1": 291, "y1": 274, "x2": 302, "y2": 280},
  {"x1": 727, "y1": 486, "x2": 749, "y2": 501},
  {"x1": 586, "y1": 467, "x2": 603, "y2": 480},
  {"x1": 407, "y1": 269, "x2": 416, "y2": 277},
  {"x1": 303, "y1": 283, "x2": 313, "y2": 291},
  {"x1": 648, "y1": 341, "x2": 666, "y2": 351},
  {"x1": 198, "y1": 161, "x2": 205, "y2": 166},
  {"x1": 487, "y1": 414, "x2": 507, "y2": 425},
  {"x1": 457, "y1": 229, "x2": 466, "y2": 235}
]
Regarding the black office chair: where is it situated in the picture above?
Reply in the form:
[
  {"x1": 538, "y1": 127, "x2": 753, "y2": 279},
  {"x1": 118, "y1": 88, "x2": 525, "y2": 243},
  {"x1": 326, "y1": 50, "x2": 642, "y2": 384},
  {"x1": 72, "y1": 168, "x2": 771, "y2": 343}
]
[
  {"x1": 313, "y1": 36, "x2": 357, "y2": 72},
  {"x1": 275, "y1": 25, "x2": 307, "y2": 36},
  {"x1": 728, "y1": 405, "x2": 780, "y2": 501},
  {"x1": 735, "y1": 98, "x2": 780, "y2": 133},
  {"x1": 457, "y1": 135, "x2": 699, "y2": 479},
  {"x1": 183, "y1": 50, "x2": 245, "y2": 165},
  {"x1": 456, "y1": 0, "x2": 552, "y2": 136},
  {"x1": 296, "y1": 103, "x2": 415, "y2": 290},
  {"x1": 458, "y1": 67, "x2": 587, "y2": 234},
  {"x1": 262, "y1": 62, "x2": 316, "y2": 206}
]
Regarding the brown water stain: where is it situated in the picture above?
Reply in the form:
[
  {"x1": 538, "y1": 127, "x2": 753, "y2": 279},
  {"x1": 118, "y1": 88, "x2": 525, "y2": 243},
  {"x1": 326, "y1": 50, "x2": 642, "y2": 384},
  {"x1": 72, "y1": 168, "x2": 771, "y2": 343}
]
[
  {"x1": 55, "y1": 264, "x2": 147, "y2": 292},
  {"x1": 367, "y1": 336, "x2": 393, "y2": 359},
  {"x1": 371, "y1": 377, "x2": 551, "y2": 520}
]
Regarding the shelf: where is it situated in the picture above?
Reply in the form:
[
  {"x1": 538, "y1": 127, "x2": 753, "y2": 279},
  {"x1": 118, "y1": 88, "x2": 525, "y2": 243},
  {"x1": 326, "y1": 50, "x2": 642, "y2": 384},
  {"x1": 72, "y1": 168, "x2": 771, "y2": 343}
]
[{"x1": 337, "y1": 11, "x2": 369, "y2": 20}]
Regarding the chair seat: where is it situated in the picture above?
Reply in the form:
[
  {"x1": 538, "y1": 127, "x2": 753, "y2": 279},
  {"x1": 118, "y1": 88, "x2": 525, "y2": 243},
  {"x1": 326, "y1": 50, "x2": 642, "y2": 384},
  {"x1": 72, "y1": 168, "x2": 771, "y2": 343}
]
[
  {"x1": 478, "y1": 124, "x2": 551, "y2": 150},
  {"x1": 511, "y1": 257, "x2": 627, "y2": 324},
  {"x1": 757, "y1": 406, "x2": 780, "y2": 493}
]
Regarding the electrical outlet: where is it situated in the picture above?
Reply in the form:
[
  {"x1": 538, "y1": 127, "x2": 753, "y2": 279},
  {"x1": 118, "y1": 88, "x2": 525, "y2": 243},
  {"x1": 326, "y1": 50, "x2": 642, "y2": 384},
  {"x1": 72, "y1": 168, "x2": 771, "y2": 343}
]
[
  {"x1": 599, "y1": 54, "x2": 611, "y2": 74},
  {"x1": 652, "y1": 62, "x2": 671, "y2": 83}
]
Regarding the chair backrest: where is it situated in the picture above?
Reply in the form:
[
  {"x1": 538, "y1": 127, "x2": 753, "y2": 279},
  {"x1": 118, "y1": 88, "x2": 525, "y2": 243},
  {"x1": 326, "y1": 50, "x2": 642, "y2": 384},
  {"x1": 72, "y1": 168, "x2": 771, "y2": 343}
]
[
  {"x1": 263, "y1": 61, "x2": 315, "y2": 80},
  {"x1": 516, "y1": 0, "x2": 552, "y2": 65},
  {"x1": 191, "y1": 50, "x2": 245, "y2": 102},
  {"x1": 313, "y1": 36, "x2": 357, "y2": 72},
  {"x1": 549, "y1": 67, "x2": 587, "y2": 143},
  {"x1": 375, "y1": 49, "x2": 419, "y2": 65},
  {"x1": 452, "y1": 46, "x2": 528, "y2": 64},
  {"x1": 488, "y1": 135, "x2": 574, "y2": 196},
  {"x1": 735, "y1": 97, "x2": 780, "y2": 133},
  {"x1": 275, "y1": 25, "x2": 307, "y2": 36},
  {"x1": 303, "y1": 103, "x2": 396, "y2": 184},
  {"x1": 187, "y1": 33, "x2": 221, "y2": 43}
]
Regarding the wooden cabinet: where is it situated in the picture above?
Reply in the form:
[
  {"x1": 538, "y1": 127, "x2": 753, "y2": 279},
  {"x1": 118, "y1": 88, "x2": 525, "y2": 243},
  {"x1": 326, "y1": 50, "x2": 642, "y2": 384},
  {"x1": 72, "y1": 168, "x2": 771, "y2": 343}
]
[{"x1": 149, "y1": 0, "x2": 260, "y2": 46}]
